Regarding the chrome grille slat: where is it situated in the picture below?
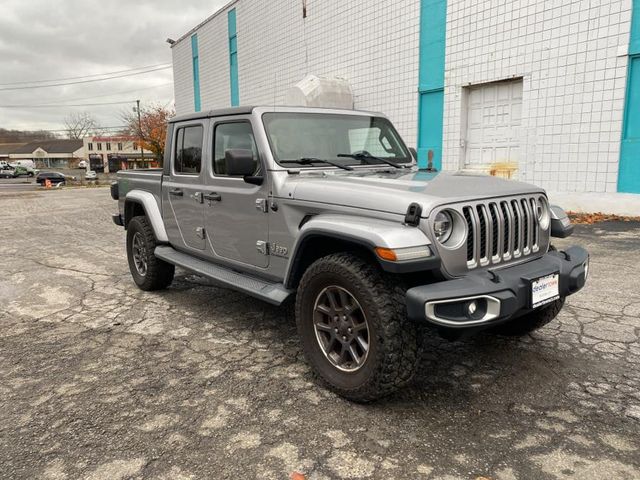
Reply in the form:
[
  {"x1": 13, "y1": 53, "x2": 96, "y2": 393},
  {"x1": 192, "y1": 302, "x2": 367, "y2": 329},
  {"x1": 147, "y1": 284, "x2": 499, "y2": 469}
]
[{"x1": 461, "y1": 195, "x2": 546, "y2": 270}]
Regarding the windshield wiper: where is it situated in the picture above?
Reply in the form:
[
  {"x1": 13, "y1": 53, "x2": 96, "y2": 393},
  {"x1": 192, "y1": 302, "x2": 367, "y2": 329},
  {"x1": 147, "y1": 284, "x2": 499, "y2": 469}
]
[
  {"x1": 280, "y1": 157, "x2": 354, "y2": 171},
  {"x1": 337, "y1": 152, "x2": 408, "y2": 169}
]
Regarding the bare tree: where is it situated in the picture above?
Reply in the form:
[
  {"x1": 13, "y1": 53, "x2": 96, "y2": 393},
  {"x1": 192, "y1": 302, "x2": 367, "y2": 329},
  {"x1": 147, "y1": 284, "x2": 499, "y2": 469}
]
[{"x1": 64, "y1": 112, "x2": 99, "y2": 140}]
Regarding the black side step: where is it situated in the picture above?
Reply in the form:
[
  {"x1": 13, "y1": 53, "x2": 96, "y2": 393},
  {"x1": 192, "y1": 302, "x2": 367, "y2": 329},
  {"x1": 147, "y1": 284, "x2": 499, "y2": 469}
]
[{"x1": 154, "y1": 246, "x2": 293, "y2": 305}]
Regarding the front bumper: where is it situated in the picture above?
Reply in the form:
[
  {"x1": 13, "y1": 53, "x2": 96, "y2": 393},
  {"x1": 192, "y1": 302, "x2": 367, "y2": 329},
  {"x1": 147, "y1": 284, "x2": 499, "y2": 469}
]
[{"x1": 406, "y1": 246, "x2": 589, "y2": 329}]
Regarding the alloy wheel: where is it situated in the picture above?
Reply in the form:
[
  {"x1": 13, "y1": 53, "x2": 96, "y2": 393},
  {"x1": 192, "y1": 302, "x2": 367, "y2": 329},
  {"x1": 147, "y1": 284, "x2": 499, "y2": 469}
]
[{"x1": 312, "y1": 285, "x2": 370, "y2": 372}]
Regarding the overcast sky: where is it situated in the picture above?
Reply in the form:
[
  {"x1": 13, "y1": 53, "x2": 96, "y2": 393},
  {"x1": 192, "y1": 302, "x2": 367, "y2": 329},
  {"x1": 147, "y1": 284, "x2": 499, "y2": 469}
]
[{"x1": 0, "y1": 0, "x2": 229, "y2": 134}]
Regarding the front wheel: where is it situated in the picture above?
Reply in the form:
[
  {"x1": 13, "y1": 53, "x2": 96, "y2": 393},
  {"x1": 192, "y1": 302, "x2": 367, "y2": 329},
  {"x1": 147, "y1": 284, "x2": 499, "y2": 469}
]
[
  {"x1": 490, "y1": 297, "x2": 565, "y2": 336},
  {"x1": 295, "y1": 253, "x2": 421, "y2": 402},
  {"x1": 126, "y1": 216, "x2": 175, "y2": 291}
]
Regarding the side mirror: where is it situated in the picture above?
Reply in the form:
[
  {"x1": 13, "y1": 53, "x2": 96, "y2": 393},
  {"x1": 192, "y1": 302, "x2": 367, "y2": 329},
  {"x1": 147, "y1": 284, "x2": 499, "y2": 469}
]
[
  {"x1": 409, "y1": 147, "x2": 418, "y2": 161},
  {"x1": 225, "y1": 149, "x2": 255, "y2": 176},
  {"x1": 224, "y1": 149, "x2": 264, "y2": 185}
]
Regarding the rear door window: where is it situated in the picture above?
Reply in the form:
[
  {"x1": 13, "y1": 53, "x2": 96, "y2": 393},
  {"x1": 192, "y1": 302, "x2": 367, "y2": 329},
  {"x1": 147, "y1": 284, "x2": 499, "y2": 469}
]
[{"x1": 174, "y1": 125, "x2": 203, "y2": 175}]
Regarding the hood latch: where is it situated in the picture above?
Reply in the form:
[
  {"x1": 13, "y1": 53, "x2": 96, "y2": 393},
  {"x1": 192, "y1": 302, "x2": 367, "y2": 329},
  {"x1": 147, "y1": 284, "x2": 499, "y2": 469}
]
[{"x1": 404, "y1": 203, "x2": 422, "y2": 226}]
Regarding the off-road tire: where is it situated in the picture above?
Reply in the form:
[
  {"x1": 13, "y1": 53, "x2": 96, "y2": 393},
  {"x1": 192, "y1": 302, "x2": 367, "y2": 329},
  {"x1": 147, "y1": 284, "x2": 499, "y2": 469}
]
[
  {"x1": 491, "y1": 297, "x2": 565, "y2": 336},
  {"x1": 295, "y1": 253, "x2": 421, "y2": 402},
  {"x1": 126, "y1": 215, "x2": 175, "y2": 291}
]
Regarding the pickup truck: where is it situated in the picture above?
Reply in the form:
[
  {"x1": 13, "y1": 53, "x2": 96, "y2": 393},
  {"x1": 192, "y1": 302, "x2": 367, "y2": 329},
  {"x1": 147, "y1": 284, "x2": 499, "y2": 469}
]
[
  {"x1": 111, "y1": 106, "x2": 588, "y2": 402},
  {"x1": 0, "y1": 165, "x2": 38, "y2": 178}
]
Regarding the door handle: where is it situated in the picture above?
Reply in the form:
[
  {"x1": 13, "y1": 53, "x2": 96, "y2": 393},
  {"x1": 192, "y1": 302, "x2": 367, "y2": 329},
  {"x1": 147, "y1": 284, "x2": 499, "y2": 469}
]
[
  {"x1": 203, "y1": 192, "x2": 222, "y2": 202},
  {"x1": 169, "y1": 188, "x2": 183, "y2": 196}
]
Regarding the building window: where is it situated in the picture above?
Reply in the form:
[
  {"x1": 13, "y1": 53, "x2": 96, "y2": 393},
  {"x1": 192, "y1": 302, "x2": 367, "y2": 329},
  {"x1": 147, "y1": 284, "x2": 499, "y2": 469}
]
[
  {"x1": 174, "y1": 125, "x2": 203, "y2": 174},
  {"x1": 97, "y1": 143, "x2": 102, "y2": 151},
  {"x1": 117, "y1": 142, "x2": 123, "y2": 150},
  {"x1": 88, "y1": 143, "x2": 93, "y2": 151},
  {"x1": 133, "y1": 142, "x2": 138, "y2": 151},
  {"x1": 106, "y1": 142, "x2": 111, "y2": 150}
]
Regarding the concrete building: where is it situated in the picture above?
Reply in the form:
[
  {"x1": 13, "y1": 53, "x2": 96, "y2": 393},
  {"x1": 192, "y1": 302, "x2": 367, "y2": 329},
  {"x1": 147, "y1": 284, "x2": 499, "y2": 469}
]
[
  {"x1": 83, "y1": 136, "x2": 156, "y2": 173},
  {"x1": 9, "y1": 140, "x2": 84, "y2": 168},
  {"x1": 170, "y1": 0, "x2": 640, "y2": 194}
]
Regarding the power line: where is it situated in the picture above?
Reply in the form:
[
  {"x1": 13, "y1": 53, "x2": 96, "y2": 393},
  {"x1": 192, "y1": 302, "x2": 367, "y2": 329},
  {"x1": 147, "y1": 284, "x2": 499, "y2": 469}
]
[
  {"x1": 34, "y1": 83, "x2": 173, "y2": 105},
  {"x1": 0, "y1": 100, "x2": 137, "y2": 109},
  {"x1": 0, "y1": 63, "x2": 171, "y2": 87},
  {"x1": 0, "y1": 125, "x2": 128, "y2": 133},
  {"x1": 0, "y1": 66, "x2": 172, "y2": 92}
]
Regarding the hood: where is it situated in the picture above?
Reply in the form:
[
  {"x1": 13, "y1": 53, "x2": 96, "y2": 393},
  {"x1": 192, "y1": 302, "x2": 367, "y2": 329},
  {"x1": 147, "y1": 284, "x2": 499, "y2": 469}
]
[{"x1": 287, "y1": 169, "x2": 544, "y2": 217}]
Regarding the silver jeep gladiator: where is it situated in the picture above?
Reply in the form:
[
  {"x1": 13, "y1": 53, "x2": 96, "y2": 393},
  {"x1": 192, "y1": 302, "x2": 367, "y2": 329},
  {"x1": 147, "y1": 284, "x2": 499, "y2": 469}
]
[{"x1": 111, "y1": 106, "x2": 588, "y2": 402}]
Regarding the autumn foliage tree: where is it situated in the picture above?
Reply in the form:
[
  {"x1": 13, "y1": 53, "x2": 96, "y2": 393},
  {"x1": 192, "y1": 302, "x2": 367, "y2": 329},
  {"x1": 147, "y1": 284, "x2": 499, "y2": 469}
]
[{"x1": 122, "y1": 104, "x2": 174, "y2": 163}]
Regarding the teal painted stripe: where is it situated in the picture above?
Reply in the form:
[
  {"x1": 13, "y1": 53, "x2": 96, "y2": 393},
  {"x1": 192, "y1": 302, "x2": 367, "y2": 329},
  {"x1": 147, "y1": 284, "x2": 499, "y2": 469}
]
[
  {"x1": 417, "y1": 0, "x2": 447, "y2": 169},
  {"x1": 228, "y1": 9, "x2": 239, "y2": 107},
  {"x1": 191, "y1": 34, "x2": 201, "y2": 112},
  {"x1": 617, "y1": 1, "x2": 640, "y2": 192},
  {"x1": 630, "y1": 0, "x2": 640, "y2": 54}
]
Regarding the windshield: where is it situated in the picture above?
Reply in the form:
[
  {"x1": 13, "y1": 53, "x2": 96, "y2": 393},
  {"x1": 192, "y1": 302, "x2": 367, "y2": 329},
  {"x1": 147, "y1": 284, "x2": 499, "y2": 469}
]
[{"x1": 262, "y1": 113, "x2": 412, "y2": 167}]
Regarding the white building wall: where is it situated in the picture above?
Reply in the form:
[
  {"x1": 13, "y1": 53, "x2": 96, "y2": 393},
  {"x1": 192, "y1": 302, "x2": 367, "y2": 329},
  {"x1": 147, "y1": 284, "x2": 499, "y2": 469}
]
[
  {"x1": 172, "y1": 35, "x2": 197, "y2": 115},
  {"x1": 443, "y1": 0, "x2": 633, "y2": 193},
  {"x1": 172, "y1": 0, "x2": 421, "y2": 147}
]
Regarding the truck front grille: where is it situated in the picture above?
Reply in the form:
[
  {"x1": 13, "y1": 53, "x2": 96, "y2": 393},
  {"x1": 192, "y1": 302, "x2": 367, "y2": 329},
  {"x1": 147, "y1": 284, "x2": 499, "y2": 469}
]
[{"x1": 462, "y1": 196, "x2": 542, "y2": 270}]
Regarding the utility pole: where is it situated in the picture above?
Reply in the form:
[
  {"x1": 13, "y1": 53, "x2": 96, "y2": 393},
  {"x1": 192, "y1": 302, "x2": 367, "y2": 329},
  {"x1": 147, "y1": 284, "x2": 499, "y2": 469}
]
[{"x1": 136, "y1": 99, "x2": 144, "y2": 167}]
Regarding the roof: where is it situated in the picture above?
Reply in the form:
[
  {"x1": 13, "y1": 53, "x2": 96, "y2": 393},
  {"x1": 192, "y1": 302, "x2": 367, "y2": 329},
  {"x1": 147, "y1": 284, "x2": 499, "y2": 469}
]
[
  {"x1": 0, "y1": 143, "x2": 26, "y2": 155},
  {"x1": 170, "y1": 105, "x2": 383, "y2": 124},
  {"x1": 12, "y1": 139, "x2": 84, "y2": 154},
  {"x1": 170, "y1": 106, "x2": 255, "y2": 124}
]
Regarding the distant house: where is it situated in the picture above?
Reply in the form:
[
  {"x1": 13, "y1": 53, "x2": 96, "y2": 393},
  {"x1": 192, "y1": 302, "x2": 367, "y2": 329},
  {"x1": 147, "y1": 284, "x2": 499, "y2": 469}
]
[
  {"x1": 9, "y1": 139, "x2": 84, "y2": 168},
  {"x1": 0, "y1": 143, "x2": 26, "y2": 161}
]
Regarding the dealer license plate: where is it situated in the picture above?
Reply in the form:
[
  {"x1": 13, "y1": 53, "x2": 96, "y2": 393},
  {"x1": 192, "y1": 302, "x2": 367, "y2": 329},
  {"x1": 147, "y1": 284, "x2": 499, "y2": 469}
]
[{"x1": 531, "y1": 273, "x2": 560, "y2": 308}]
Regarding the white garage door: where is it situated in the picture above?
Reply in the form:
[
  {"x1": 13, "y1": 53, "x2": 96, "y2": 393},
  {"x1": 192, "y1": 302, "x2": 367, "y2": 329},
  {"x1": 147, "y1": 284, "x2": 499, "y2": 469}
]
[{"x1": 465, "y1": 79, "x2": 523, "y2": 171}]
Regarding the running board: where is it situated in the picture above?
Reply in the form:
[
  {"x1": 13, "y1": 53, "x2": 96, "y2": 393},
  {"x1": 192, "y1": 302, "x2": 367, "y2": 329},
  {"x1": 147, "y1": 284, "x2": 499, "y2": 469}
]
[{"x1": 154, "y1": 246, "x2": 293, "y2": 305}]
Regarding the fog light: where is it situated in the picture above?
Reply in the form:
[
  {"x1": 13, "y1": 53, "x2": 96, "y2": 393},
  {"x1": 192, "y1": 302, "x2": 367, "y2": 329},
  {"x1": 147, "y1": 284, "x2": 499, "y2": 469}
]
[{"x1": 467, "y1": 301, "x2": 477, "y2": 316}]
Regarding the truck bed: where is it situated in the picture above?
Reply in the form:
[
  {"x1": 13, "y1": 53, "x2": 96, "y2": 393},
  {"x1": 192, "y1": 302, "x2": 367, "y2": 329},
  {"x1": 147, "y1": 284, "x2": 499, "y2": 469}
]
[{"x1": 117, "y1": 169, "x2": 163, "y2": 200}]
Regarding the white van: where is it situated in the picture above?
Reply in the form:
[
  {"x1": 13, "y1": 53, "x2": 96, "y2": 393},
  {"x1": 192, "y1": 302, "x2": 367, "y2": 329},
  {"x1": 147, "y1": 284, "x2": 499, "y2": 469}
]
[{"x1": 10, "y1": 160, "x2": 36, "y2": 169}]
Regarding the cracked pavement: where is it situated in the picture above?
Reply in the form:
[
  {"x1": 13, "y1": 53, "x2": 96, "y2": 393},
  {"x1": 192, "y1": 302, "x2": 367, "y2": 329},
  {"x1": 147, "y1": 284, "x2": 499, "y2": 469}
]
[{"x1": 0, "y1": 188, "x2": 639, "y2": 479}]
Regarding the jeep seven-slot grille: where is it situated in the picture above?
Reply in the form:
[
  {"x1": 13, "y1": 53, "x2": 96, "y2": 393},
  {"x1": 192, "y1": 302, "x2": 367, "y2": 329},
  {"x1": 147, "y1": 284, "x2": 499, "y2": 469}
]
[{"x1": 462, "y1": 196, "x2": 542, "y2": 269}]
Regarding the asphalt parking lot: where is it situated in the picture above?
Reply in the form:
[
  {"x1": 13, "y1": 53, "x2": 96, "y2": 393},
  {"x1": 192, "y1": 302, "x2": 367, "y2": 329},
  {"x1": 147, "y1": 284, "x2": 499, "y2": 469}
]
[{"x1": 0, "y1": 188, "x2": 639, "y2": 480}]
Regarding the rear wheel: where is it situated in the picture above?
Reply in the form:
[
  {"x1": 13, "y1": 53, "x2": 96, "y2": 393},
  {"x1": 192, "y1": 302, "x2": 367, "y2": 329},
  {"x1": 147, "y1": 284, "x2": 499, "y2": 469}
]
[
  {"x1": 126, "y1": 216, "x2": 175, "y2": 291},
  {"x1": 295, "y1": 253, "x2": 421, "y2": 402}
]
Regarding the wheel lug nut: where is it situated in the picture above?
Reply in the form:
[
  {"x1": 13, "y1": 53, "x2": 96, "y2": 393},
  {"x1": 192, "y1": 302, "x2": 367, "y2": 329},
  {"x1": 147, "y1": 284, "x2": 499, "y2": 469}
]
[
  {"x1": 342, "y1": 336, "x2": 347, "y2": 341},
  {"x1": 348, "y1": 328, "x2": 352, "y2": 333},
  {"x1": 334, "y1": 328, "x2": 338, "y2": 333}
]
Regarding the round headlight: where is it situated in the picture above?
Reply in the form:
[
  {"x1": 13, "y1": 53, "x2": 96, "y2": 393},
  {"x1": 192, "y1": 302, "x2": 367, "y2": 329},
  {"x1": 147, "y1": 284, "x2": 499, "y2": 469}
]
[
  {"x1": 434, "y1": 211, "x2": 453, "y2": 243},
  {"x1": 537, "y1": 197, "x2": 550, "y2": 230}
]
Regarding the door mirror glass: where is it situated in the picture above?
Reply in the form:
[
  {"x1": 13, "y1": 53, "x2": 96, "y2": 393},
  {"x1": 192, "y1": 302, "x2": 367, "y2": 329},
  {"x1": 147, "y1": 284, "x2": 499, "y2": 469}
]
[{"x1": 224, "y1": 149, "x2": 256, "y2": 176}]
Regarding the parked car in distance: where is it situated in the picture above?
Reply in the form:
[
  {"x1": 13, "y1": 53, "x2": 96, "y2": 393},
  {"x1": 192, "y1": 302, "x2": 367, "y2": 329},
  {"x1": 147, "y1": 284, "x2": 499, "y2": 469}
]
[
  {"x1": 78, "y1": 160, "x2": 88, "y2": 169},
  {"x1": 14, "y1": 165, "x2": 38, "y2": 177},
  {"x1": 85, "y1": 170, "x2": 97, "y2": 180},
  {"x1": 36, "y1": 172, "x2": 67, "y2": 186},
  {"x1": 0, "y1": 169, "x2": 16, "y2": 178},
  {"x1": 10, "y1": 160, "x2": 36, "y2": 169}
]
